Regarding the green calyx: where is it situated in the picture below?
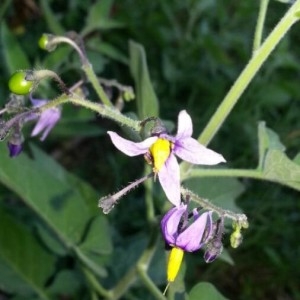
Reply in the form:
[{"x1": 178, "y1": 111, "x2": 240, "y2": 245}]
[{"x1": 8, "y1": 71, "x2": 33, "y2": 95}]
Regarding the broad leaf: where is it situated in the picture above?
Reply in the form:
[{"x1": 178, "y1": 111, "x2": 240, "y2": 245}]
[
  {"x1": 79, "y1": 215, "x2": 112, "y2": 255},
  {"x1": 258, "y1": 121, "x2": 285, "y2": 169},
  {"x1": 189, "y1": 282, "x2": 229, "y2": 300},
  {"x1": 0, "y1": 207, "x2": 54, "y2": 299},
  {"x1": 258, "y1": 122, "x2": 300, "y2": 191},
  {"x1": 129, "y1": 40, "x2": 159, "y2": 119},
  {"x1": 0, "y1": 143, "x2": 91, "y2": 248}
]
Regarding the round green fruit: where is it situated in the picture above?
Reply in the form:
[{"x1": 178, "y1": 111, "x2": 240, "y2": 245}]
[
  {"x1": 38, "y1": 34, "x2": 48, "y2": 50},
  {"x1": 8, "y1": 71, "x2": 33, "y2": 95}
]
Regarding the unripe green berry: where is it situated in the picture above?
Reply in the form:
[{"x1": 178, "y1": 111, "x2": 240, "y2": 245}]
[
  {"x1": 38, "y1": 34, "x2": 49, "y2": 50},
  {"x1": 8, "y1": 71, "x2": 33, "y2": 95}
]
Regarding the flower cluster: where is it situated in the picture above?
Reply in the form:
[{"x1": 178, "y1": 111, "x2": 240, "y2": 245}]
[
  {"x1": 2, "y1": 94, "x2": 61, "y2": 158},
  {"x1": 98, "y1": 110, "x2": 235, "y2": 288}
]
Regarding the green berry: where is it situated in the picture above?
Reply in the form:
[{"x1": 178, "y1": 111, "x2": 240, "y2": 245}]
[
  {"x1": 8, "y1": 71, "x2": 33, "y2": 95},
  {"x1": 38, "y1": 34, "x2": 49, "y2": 50}
]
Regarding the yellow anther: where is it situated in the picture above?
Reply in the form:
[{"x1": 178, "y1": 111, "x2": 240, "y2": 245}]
[
  {"x1": 167, "y1": 247, "x2": 184, "y2": 282},
  {"x1": 149, "y1": 138, "x2": 171, "y2": 173}
]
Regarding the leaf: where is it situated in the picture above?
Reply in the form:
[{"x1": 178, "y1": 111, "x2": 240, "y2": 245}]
[
  {"x1": 129, "y1": 40, "x2": 159, "y2": 119},
  {"x1": 1, "y1": 23, "x2": 30, "y2": 73},
  {"x1": 79, "y1": 215, "x2": 113, "y2": 256},
  {"x1": 47, "y1": 270, "x2": 82, "y2": 295},
  {"x1": 0, "y1": 207, "x2": 54, "y2": 299},
  {"x1": 258, "y1": 122, "x2": 300, "y2": 191},
  {"x1": 189, "y1": 282, "x2": 229, "y2": 300},
  {"x1": 258, "y1": 121, "x2": 285, "y2": 169},
  {"x1": 82, "y1": 0, "x2": 124, "y2": 35},
  {"x1": 0, "y1": 143, "x2": 108, "y2": 258},
  {"x1": 262, "y1": 149, "x2": 300, "y2": 190}
]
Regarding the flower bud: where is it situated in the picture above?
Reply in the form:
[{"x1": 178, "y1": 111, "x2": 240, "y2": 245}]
[
  {"x1": 8, "y1": 71, "x2": 33, "y2": 95},
  {"x1": 230, "y1": 228, "x2": 243, "y2": 248},
  {"x1": 7, "y1": 127, "x2": 23, "y2": 157},
  {"x1": 38, "y1": 33, "x2": 57, "y2": 51},
  {"x1": 123, "y1": 89, "x2": 135, "y2": 101},
  {"x1": 204, "y1": 239, "x2": 223, "y2": 263}
]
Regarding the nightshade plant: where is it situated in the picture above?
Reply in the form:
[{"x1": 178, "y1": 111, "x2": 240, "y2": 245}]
[{"x1": 1, "y1": 1, "x2": 300, "y2": 299}]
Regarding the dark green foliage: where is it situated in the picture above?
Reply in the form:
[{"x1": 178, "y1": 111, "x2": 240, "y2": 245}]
[{"x1": 0, "y1": 0, "x2": 300, "y2": 299}]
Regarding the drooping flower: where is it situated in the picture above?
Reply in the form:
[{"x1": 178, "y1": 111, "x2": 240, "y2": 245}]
[
  {"x1": 107, "y1": 110, "x2": 225, "y2": 207},
  {"x1": 161, "y1": 204, "x2": 213, "y2": 283},
  {"x1": 7, "y1": 141, "x2": 23, "y2": 157},
  {"x1": 29, "y1": 97, "x2": 61, "y2": 141}
]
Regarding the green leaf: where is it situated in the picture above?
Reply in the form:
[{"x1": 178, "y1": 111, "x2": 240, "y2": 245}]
[
  {"x1": 0, "y1": 143, "x2": 95, "y2": 251},
  {"x1": 129, "y1": 40, "x2": 159, "y2": 119},
  {"x1": 258, "y1": 122, "x2": 300, "y2": 191},
  {"x1": 79, "y1": 215, "x2": 113, "y2": 256},
  {"x1": 0, "y1": 207, "x2": 54, "y2": 299},
  {"x1": 262, "y1": 149, "x2": 300, "y2": 190},
  {"x1": 258, "y1": 121, "x2": 285, "y2": 169},
  {"x1": 82, "y1": 0, "x2": 124, "y2": 35},
  {"x1": 1, "y1": 23, "x2": 30, "y2": 73},
  {"x1": 47, "y1": 270, "x2": 82, "y2": 295},
  {"x1": 189, "y1": 282, "x2": 229, "y2": 300}
]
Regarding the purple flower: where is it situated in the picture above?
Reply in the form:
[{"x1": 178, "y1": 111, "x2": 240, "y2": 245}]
[
  {"x1": 161, "y1": 204, "x2": 213, "y2": 252},
  {"x1": 107, "y1": 110, "x2": 225, "y2": 206},
  {"x1": 29, "y1": 98, "x2": 61, "y2": 141}
]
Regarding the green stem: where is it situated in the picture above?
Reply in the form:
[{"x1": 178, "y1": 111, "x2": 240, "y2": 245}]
[
  {"x1": 109, "y1": 227, "x2": 159, "y2": 299},
  {"x1": 181, "y1": 187, "x2": 248, "y2": 224},
  {"x1": 45, "y1": 34, "x2": 113, "y2": 106},
  {"x1": 137, "y1": 266, "x2": 166, "y2": 300},
  {"x1": 144, "y1": 166, "x2": 156, "y2": 223},
  {"x1": 198, "y1": 1, "x2": 300, "y2": 146},
  {"x1": 253, "y1": 0, "x2": 270, "y2": 53},
  {"x1": 82, "y1": 266, "x2": 113, "y2": 299},
  {"x1": 82, "y1": 63, "x2": 113, "y2": 106},
  {"x1": 182, "y1": 168, "x2": 264, "y2": 181},
  {"x1": 38, "y1": 94, "x2": 141, "y2": 131}
]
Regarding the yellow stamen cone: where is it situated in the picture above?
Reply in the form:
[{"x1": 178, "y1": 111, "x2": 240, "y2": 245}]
[
  {"x1": 149, "y1": 138, "x2": 171, "y2": 173},
  {"x1": 163, "y1": 247, "x2": 184, "y2": 295},
  {"x1": 167, "y1": 247, "x2": 184, "y2": 282}
]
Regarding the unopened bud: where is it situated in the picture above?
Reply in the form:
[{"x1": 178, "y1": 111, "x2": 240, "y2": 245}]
[
  {"x1": 230, "y1": 228, "x2": 243, "y2": 248},
  {"x1": 38, "y1": 33, "x2": 57, "y2": 51}
]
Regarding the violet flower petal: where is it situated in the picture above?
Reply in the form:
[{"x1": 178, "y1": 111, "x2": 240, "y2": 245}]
[
  {"x1": 30, "y1": 98, "x2": 47, "y2": 107},
  {"x1": 161, "y1": 205, "x2": 187, "y2": 245},
  {"x1": 31, "y1": 108, "x2": 61, "y2": 141},
  {"x1": 158, "y1": 153, "x2": 181, "y2": 207},
  {"x1": 174, "y1": 137, "x2": 226, "y2": 165},
  {"x1": 176, "y1": 110, "x2": 193, "y2": 139},
  {"x1": 176, "y1": 211, "x2": 212, "y2": 252},
  {"x1": 108, "y1": 131, "x2": 158, "y2": 157}
]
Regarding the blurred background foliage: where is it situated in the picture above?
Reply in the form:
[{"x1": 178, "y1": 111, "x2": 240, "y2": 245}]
[{"x1": 0, "y1": 0, "x2": 300, "y2": 299}]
